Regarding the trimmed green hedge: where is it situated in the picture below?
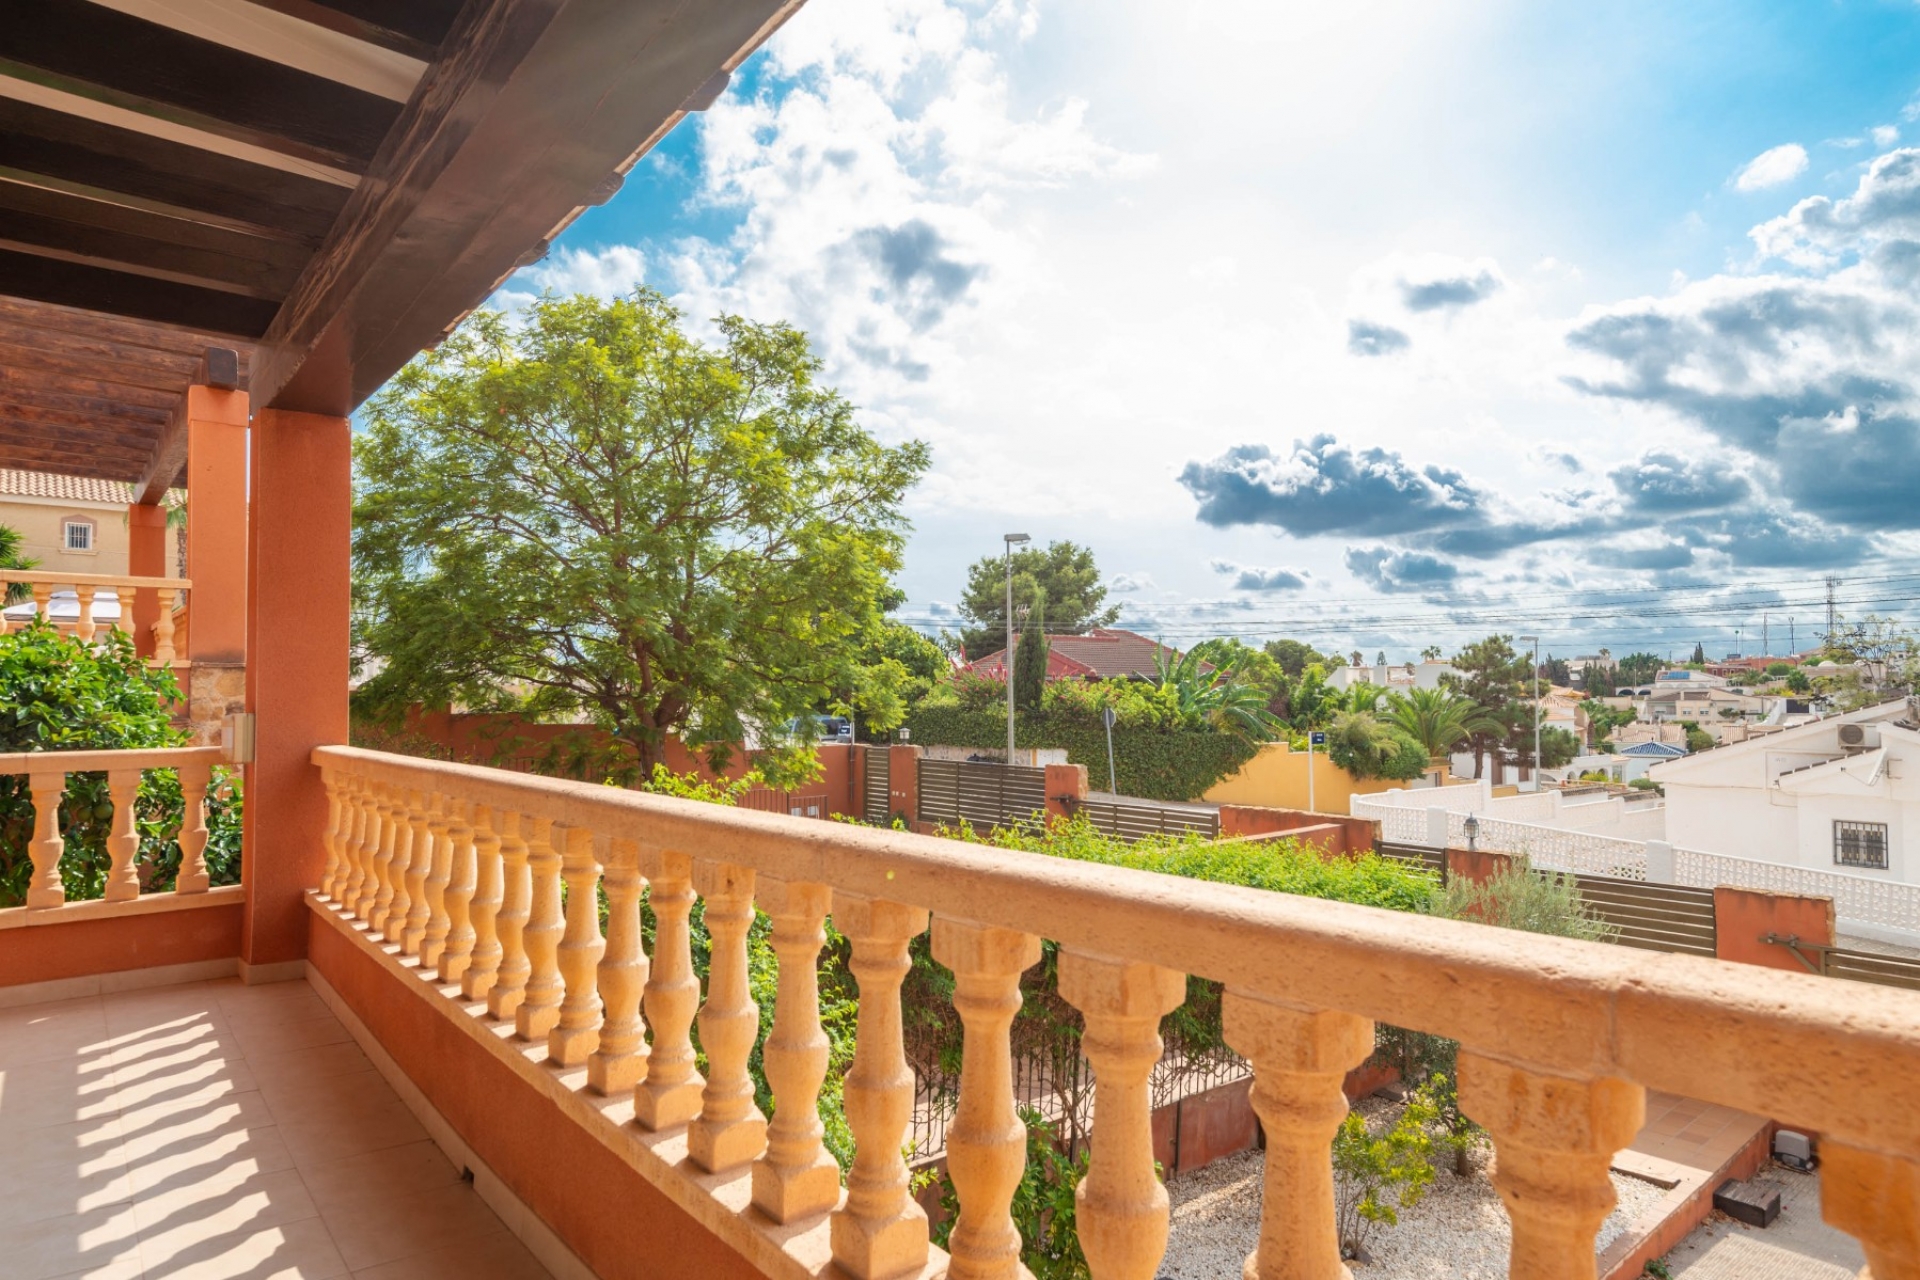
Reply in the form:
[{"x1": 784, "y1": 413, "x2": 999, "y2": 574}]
[{"x1": 901, "y1": 706, "x2": 1257, "y2": 801}]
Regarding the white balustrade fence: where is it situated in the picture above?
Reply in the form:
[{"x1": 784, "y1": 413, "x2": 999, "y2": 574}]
[{"x1": 1673, "y1": 847, "x2": 1920, "y2": 940}]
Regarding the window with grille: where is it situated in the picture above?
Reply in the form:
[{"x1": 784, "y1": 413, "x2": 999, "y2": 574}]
[
  {"x1": 62, "y1": 519, "x2": 94, "y2": 552},
  {"x1": 1834, "y1": 820, "x2": 1889, "y2": 870}
]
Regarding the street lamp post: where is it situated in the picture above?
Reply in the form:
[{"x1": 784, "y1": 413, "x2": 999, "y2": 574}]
[
  {"x1": 1518, "y1": 634, "x2": 1541, "y2": 791},
  {"x1": 1003, "y1": 533, "x2": 1030, "y2": 763}
]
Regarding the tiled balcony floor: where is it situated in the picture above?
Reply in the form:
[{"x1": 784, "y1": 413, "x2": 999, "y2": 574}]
[{"x1": 0, "y1": 978, "x2": 554, "y2": 1280}]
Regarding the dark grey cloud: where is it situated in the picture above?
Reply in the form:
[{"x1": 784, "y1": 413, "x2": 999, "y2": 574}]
[
  {"x1": 1179, "y1": 435, "x2": 1486, "y2": 537},
  {"x1": 853, "y1": 220, "x2": 982, "y2": 331},
  {"x1": 1210, "y1": 559, "x2": 1310, "y2": 591},
  {"x1": 1566, "y1": 282, "x2": 1920, "y2": 531},
  {"x1": 1608, "y1": 452, "x2": 1750, "y2": 514},
  {"x1": 1347, "y1": 320, "x2": 1411, "y2": 357},
  {"x1": 1533, "y1": 448, "x2": 1585, "y2": 473},
  {"x1": 1344, "y1": 546, "x2": 1460, "y2": 592},
  {"x1": 1611, "y1": 543, "x2": 1696, "y2": 571},
  {"x1": 1673, "y1": 509, "x2": 1872, "y2": 568},
  {"x1": 1401, "y1": 267, "x2": 1501, "y2": 312}
]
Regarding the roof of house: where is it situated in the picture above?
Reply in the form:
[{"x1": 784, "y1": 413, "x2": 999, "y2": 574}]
[
  {"x1": 968, "y1": 628, "x2": 1186, "y2": 681},
  {"x1": 0, "y1": 469, "x2": 132, "y2": 504},
  {"x1": 1647, "y1": 698, "x2": 1913, "y2": 781},
  {"x1": 1618, "y1": 740, "x2": 1688, "y2": 758}
]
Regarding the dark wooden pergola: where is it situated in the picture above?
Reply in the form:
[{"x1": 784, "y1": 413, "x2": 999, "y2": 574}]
[{"x1": 0, "y1": 0, "x2": 802, "y2": 496}]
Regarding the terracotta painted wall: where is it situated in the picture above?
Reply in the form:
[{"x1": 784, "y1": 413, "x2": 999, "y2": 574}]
[
  {"x1": 1203, "y1": 741, "x2": 1450, "y2": 814},
  {"x1": 1713, "y1": 885, "x2": 1835, "y2": 972},
  {"x1": 0, "y1": 901, "x2": 241, "y2": 988},
  {"x1": 1217, "y1": 804, "x2": 1376, "y2": 854},
  {"x1": 1446, "y1": 847, "x2": 1516, "y2": 887},
  {"x1": 307, "y1": 915, "x2": 761, "y2": 1280}
]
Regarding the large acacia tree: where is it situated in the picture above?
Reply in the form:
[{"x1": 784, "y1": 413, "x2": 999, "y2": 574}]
[{"x1": 352, "y1": 291, "x2": 929, "y2": 780}]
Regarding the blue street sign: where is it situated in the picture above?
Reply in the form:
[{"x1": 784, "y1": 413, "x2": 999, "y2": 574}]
[{"x1": 1309, "y1": 731, "x2": 1326, "y2": 746}]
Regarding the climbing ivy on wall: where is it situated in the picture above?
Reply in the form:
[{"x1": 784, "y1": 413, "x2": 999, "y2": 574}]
[{"x1": 900, "y1": 707, "x2": 1256, "y2": 802}]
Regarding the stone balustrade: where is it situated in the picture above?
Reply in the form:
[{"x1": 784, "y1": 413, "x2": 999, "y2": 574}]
[
  {"x1": 313, "y1": 745, "x2": 1920, "y2": 1280},
  {"x1": 0, "y1": 745, "x2": 225, "y2": 907},
  {"x1": 0, "y1": 569, "x2": 191, "y2": 664}
]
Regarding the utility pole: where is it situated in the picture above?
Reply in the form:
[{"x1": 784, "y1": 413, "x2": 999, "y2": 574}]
[
  {"x1": 1763, "y1": 613, "x2": 1769, "y2": 658},
  {"x1": 1790, "y1": 617, "x2": 1796, "y2": 654},
  {"x1": 1825, "y1": 576, "x2": 1840, "y2": 647},
  {"x1": 1003, "y1": 533, "x2": 1030, "y2": 763},
  {"x1": 1519, "y1": 634, "x2": 1541, "y2": 790}
]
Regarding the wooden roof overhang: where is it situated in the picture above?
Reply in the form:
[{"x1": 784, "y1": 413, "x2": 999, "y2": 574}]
[{"x1": 0, "y1": 0, "x2": 803, "y2": 498}]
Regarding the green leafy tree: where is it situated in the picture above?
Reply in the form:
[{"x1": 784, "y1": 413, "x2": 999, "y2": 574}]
[
  {"x1": 1679, "y1": 720, "x2": 1715, "y2": 753},
  {"x1": 1154, "y1": 645, "x2": 1282, "y2": 741},
  {"x1": 350, "y1": 292, "x2": 928, "y2": 784},
  {"x1": 1189, "y1": 637, "x2": 1287, "y2": 706},
  {"x1": 1537, "y1": 725, "x2": 1581, "y2": 770},
  {"x1": 1785, "y1": 668, "x2": 1811, "y2": 694},
  {"x1": 1441, "y1": 636, "x2": 1530, "y2": 779},
  {"x1": 1690, "y1": 642, "x2": 1707, "y2": 665},
  {"x1": 1384, "y1": 687, "x2": 1497, "y2": 760},
  {"x1": 1013, "y1": 602, "x2": 1049, "y2": 711},
  {"x1": 839, "y1": 620, "x2": 948, "y2": 740},
  {"x1": 956, "y1": 541, "x2": 1116, "y2": 658},
  {"x1": 1266, "y1": 638, "x2": 1330, "y2": 679},
  {"x1": 1284, "y1": 662, "x2": 1342, "y2": 730},
  {"x1": 1618, "y1": 652, "x2": 1665, "y2": 686},
  {"x1": 1431, "y1": 856, "x2": 1619, "y2": 942}
]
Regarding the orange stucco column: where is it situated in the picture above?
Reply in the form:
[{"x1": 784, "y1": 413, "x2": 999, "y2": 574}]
[
  {"x1": 888, "y1": 744, "x2": 922, "y2": 827},
  {"x1": 1044, "y1": 762, "x2": 1087, "y2": 825},
  {"x1": 127, "y1": 502, "x2": 168, "y2": 658},
  {"x1": 185, "y1": 386, "x2": 249, "y2": 663},
  {"x1": 243, "y1": 407, "x2": 351, "y2": 970}
]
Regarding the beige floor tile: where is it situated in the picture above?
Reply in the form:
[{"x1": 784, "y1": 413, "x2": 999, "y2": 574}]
[
  {"x1": 273, "y1": 1098, "x2": 428, "y2": 1168},
  {"x1": 253, "y1": 1065, "x2": 382, "y2": 1122},
  {"x1": 1, "y1": 1055, "x2": 127, "y2": 1132},
  {"x1": 294, "y1": 1140, "x2": 462, "y2": 1216},
  {"x1": 0, "y1": 1000, "x2": 112, "y2": 1071},
  {"x1": 112, "y1": 1092, "x2": 279, "y2": 1164},
  {"x1": 346, "y1": 1228, "x2": 550, "y2": 1280},
  {"x1": 241, "y1": 1041, "x2": 373, "y2": 1090},
  {"x1": 319, "y1": 1181, "x2": 516, "y2": 1273},
  {"x1": 228, "y1": 1015, "x2": 351, "y2": 1062},
  {"x1": 137, "y1": 1210, "x2": 349, "y2": 1279},
  {"x1": 107, "y1": 1055, "x2": 260, "y2": 1119},
  {"x1": 7, "y1": 1203, "x2": 146, "y2": 1280},
  {"x1": 130, "y1": 1163, "x2": 318, "y2": 1238},
  {"x1": 0, "y1": 1117, "x2": 135, "y2": 1228},
  {"x1": 124, "y1": 1125, "x2": 298, "y2": 1199}
]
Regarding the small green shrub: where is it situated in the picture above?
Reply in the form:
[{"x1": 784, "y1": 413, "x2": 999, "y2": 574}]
[
  {"x1": 1430, "y1": 857, "x2": 1618, "y2": 943},
  {"x1": 1333, "y1": 1080, "x2": 1445, "y2": 1260}
]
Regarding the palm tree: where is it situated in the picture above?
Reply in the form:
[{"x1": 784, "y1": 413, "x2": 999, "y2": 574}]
[
  {"x1": 0, "y1": 522, "x2": 36, "y2": 606},
  {"x1": 1154, "y1": 644, "x2": 1283, "y2": 741},
  {"x1": 1384, "y1": 686, "x2": 1499, "y2": 761}
]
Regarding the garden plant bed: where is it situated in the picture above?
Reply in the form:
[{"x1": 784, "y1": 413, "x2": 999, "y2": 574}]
[{"x1": 1163, "y1": 1144, "x2": 1667, "y2": 1278}]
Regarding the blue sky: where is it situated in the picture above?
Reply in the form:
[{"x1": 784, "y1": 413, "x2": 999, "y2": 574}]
[{"x1": 508, "y1": 0, "x2": 1920, "y2": 660}]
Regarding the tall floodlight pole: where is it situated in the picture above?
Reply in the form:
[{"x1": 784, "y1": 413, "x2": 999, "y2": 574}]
[
  {"x1": 1518, "y1": 634, "x2": 1540, "y2": 791},
  {"x1": 1003, "y1": 533, "x2": 1030, "y2": 763}
]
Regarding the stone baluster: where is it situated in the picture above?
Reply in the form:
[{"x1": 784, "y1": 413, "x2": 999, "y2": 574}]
[
  {"x1": 154, "y1": 587, "x2": 178, "y2": 664},
  {"x1": 382, "y1": 788, "x2": 417, "y2": 945},
  {"x1": 337, "y1": 776, "x2": 371, "y2": 912},
  {"x1": 175, "y1": 760, "x2": 212, "y2": 894},
  {"x1": 462, "y1": 805, "x2": 505, "y2": 1001},
  {"x1": 419, "y1": 794, "x2": 455, "y2": 968},
  {"x1": 401, "y1": 789, "x2": 434, "y2": 955},
  {"x1": 346, "y1": 782, "x2": 382, "y2": 920},
  {"x1": 1222, "y1": 994, "x2": 1373, "y2": 1280},
  {"x1": 437, "y1": 800, "x2": 479, "y2": 984},
  {"x1": 1059, "y1": 951, "x2": 1187, "y2": 1280},
  {"x1": 319, "y1": 768, "x2": 345, "y2": 898},
  {"x1": 368, "y1": 783, "x2": 403, "y2": 932},
  {"x1": 753, "y1": 878, "x2": 839, "y2": 1223},
  {"x1": 549, "y1": 824, "x2": 605, "y2": 1063},
  {"x1": 832, "y1": 894, "x2": 932, "y2": 1280},
  {"x1": 1457, "y1": 1053, "x2": 1644, "y2": 1280},
  {"x1": 31, "y1": 583, "x2": 50, "y2": 625},
  {"x1": 1822, "y1": 1142, "x2": 1920, "y2": 1280},
  {"x1": 688, "y1": 861, "x2": 766, "y2": 1173},
  {"x1": 931, "y1": 918, "x2": 1043, "y2": 1280},
  {"x1": 75, "y1": 585, "x2": 97, "y2": 643},
  {"x1": 634, "y1": 848, "x2": 704, "y2": 1130},
  {"x1": 588, "y1": 836, "x2": 648, "y2": 1093},
  {"x1": 103, "y1": 766, "x2": 142, "y2": 902},
  {"x1": 26, "y1": 770, "x2": 66, "y2": 907},
  {"x1": 515, "y1": 817, "x2": 566, "y2": 1040},
  {"x1": 488, "y1": 812, "x2": 534, "y2": 1020},
  {"x1": 0, "y1": 576, "x2": 11, "y2": 634}
]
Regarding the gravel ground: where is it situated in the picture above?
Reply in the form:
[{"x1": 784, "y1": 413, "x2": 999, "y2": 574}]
[{"x1": 1162, "y1": 1145, "x2": 1668, "y2": 1279}]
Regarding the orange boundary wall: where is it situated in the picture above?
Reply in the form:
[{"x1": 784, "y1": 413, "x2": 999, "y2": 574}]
[
  {"x1": 306, "y1": 908, "x2": 760, "y2": 1280},
  {"x1": 0, "y1": 898, "x2": 241, "y2": 988}
]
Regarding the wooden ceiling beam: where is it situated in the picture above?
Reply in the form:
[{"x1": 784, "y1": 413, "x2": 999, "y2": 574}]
[
  {"x1": 0, "y1": 211, "x2": 298, "y2": 300},
  {"x1": 0, "y1": 181, "x2": 309, "y2": 286},
  {"x1": 234, "y1": 0, "x2": 453, "y2": 63},
  {"x1": 0, "y1": 248, "x2": 279, "y2": 338},
  {"x1": 0, "y1": 295, "x2": 259, "y2": 357},
  {"x1": 0, "y1": 0, "x2": 402, "y2": 171},
  {"x1": 0, "y1": 343, "x2": 204, "y2": 396},
  {"x1": 254, "y1": 0, "x2": 808, "y2": 415},
  {"x1": 0, "y1": 418, "x2": 156, "y2": 459},
  {"x1": 0, "y1": 97, "x2": 347, "y2": 243},
  {"x1": 0, "y1": 370, "x2": 179, "y2": 416}
]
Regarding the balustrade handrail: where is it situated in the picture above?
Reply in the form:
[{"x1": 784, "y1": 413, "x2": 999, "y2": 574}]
[
  {"x1": 313, "y1": 746, "x2": 1920, "y2": 1161},
  {"x1": 0, "y1": 570, "x2": 193, "y2": 590},
  {"x1": 0, "y1": 745, "x2": 223, "y2": 775}
]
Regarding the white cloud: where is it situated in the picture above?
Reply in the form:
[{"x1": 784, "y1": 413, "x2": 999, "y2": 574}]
[
  {"x1": 1874, "y1": 124, "x2": 1900, "y2": 147},
  {"x1": 1732, "y1": 143, "x2": 1809, "y2": 192}
]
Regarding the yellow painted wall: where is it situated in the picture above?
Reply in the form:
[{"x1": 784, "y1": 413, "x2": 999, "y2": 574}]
[
  {"x1": 1202, "y1": 740, "x2": 1449, "y2": 814},
  {"x1": 0, "y1": 496, "x2": 180, "y2": 579}
]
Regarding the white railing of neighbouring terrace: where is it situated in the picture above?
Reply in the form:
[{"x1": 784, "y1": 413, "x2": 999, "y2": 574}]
[{"x1": 1357, "y1": 793, "x2": 1920, "y2": 943}]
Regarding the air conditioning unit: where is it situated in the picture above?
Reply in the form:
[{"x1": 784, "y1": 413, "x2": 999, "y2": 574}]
[{"x1": 1838, "y1": 724, "x2": 1881, "y2": 754}]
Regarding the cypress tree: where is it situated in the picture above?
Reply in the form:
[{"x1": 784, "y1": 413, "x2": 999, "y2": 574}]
[{"x1": 1014, "y1": 601, "x2": 1049, "y2": 710}]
